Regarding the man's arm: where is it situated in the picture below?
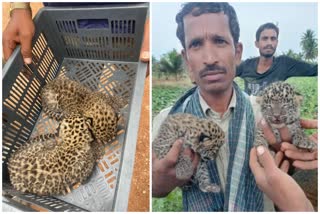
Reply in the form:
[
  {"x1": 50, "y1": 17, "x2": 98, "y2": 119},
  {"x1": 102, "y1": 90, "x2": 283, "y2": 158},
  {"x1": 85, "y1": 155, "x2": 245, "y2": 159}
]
[
  {"x1": 3, "y1": 2, "x2": 35, "y2": 64},
  {"x1": 283, "y1": 56, "x2": 317, "y2": 78},
  {"x1": 250, "y1": 118, "x2": 314, "y2": 211},
  {"x1": 257, "y1": 117, "x2": 318, "y2": 170},
  {"x1": 250, "y1": 146, "x2": 314, "y2": 211},
  {"x1": 152, "y1": 139, "x2": 199, "y2": 197},
  {"x1": 280, "y1": 119, "x2": 318, "y2": 170}
]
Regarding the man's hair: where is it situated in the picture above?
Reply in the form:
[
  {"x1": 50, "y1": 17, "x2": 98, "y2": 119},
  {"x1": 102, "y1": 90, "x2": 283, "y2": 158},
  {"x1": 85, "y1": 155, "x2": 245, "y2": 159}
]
[
  {"x1": 176, "y1": 2, "x2": 240, "y2": 49},
  {"x1": 255, "y1": 22, "x2": 279, "y2": 41}
]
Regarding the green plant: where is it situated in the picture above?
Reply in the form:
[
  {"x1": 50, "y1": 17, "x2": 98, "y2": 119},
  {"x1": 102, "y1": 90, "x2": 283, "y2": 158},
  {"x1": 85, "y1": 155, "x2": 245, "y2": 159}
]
[
  {"x1": 300, "y1": 29, "x2": 318, "y2": 63},
  {"x1": 152, "y1": 85, "x2": 191, "y2": 117},
  {"x1": 157, "y1": 49, "x2": 184, "y2": 80},
  {"x1": 152, "y1": 188, "x2": 183, "y2": 212}
]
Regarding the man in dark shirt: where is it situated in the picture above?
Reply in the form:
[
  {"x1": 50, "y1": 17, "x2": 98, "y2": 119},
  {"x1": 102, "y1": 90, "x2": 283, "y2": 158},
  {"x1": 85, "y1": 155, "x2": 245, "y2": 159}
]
[{"x1": 236, "y1": 22, "x2": 317, "y2": 95}]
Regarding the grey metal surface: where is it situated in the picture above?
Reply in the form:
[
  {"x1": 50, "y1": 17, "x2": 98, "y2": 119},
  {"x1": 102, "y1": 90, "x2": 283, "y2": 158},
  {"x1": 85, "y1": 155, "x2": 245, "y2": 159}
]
[{"x1": 2, "y1": 4, "x2": 148, "y2": 212}]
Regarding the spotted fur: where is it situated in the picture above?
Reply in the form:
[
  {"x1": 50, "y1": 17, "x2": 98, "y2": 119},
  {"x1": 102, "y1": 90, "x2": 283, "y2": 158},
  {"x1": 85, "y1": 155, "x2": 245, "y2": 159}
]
[
  {"x1": 8, "y1": 115, "x2": 99, "y2": 196},
  {"x1": 153, "y1": 113, "x2": 225, "y2": 192},
  {"x1": 255, "y1": 81, "x2": 317, "y2": 150},
  {"x1": 41, "y1": 77, "x2": 127, "y2": 142},
  {"x1": 41, "y1": 76, "x2": 92, "y2": 120},
  {"x1": 82, "y1": 92, "x2": 120, "y2": 142}
]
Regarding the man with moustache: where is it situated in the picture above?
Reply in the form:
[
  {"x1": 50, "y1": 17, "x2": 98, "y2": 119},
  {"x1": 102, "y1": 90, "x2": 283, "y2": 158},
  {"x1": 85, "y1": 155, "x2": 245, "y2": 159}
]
[
  {"x1": 152, "y1": 2, "x2": 269, "y2": 211},
  {"x1": 152, "y1": 3, "x2": 316, "y2": 212},
  {"x1": 236, "y1": 23, "x2": 317, "y2": 95}
]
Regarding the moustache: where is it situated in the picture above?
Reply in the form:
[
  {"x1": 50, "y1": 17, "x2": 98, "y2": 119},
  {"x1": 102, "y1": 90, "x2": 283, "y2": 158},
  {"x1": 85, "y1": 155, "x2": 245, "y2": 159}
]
[{"x1": 199, "y1": 64, "x2": 227, "y2": 77}]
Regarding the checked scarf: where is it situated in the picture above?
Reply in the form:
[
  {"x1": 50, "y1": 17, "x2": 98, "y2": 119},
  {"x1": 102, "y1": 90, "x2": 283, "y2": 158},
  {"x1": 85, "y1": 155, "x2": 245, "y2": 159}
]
[{"x1": 169, "y1": 82, "x2": 263, "y2": 211}]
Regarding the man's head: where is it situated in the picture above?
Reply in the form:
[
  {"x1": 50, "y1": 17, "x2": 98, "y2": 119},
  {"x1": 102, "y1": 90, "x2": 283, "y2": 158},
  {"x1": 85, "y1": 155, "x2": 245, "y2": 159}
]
[
  {"x1": 176, "y1": 3, "x2": 242, "y2": 95},
  {"x1": 255, "y1": 23, "x2": 279, "y2": 58}
]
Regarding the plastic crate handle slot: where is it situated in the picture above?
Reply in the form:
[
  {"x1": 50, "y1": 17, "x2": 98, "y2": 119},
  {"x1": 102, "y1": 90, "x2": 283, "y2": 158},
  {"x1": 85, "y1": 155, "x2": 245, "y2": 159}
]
[{"x1": 77, "y1": 19, "x2": 109, "y2": 29}]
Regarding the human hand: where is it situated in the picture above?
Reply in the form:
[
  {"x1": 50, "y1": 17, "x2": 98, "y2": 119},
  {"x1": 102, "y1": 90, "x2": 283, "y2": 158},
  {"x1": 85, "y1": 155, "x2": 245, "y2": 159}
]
[
  {"x1": 258, "y1": 118, "x2": 291, "y2": 151},
  {"x1": 280, "y1": 119, "x2": 318, "y2": 170},
  {"x1": 152, "y1": 139, "x2": 200, "y2": 197},
  {"x1": 250, "y1": 146, "x2": 314, "y2": 211},
  {"x1": 3, "y1": 8, "x2": 35, "y2": 64}
]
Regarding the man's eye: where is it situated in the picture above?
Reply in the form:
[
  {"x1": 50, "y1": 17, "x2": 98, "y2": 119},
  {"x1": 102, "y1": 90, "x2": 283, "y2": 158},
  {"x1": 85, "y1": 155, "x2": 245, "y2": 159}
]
[
  {"x1": 189, "y1": 40, "x2": 202, "y2": 49},
  {"x1": 215, "y1": 38, "x2": 227, "y2": 44}
]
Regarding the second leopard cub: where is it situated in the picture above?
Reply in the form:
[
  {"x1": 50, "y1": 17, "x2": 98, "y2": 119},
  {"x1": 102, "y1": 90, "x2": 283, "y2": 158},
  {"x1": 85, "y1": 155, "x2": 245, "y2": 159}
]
[
  {"x1": 41, "y1": 76, "x2": 127, "y2": 142},
  {"x1": 8, "y1": 115, "x2": 98, "y2": 196},
  {"x1": 255, "y1": 81, "x2": 316, "y2": 150},
  {"x1": 153, "y1": 113, "x2": 225, "y2": 193}
]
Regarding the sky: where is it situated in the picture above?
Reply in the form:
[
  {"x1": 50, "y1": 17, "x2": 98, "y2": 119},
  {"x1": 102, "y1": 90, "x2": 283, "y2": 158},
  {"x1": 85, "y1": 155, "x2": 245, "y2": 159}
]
[{"x1": 151, "y1": 2, "x2": 318, "y2": 60}]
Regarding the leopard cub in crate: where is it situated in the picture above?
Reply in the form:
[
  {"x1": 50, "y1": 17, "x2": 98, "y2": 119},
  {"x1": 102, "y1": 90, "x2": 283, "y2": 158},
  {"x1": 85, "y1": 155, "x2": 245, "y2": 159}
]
[
  {"x1": 41, "y1": 76, "x2": 127, "y2": 142},
  {"x1": 41, "y1": 76, "x2": 93, "y2": 120},
  {"x1": 153, "y1": 113, "x2": 225, "y2": 192},
  {"x1": 255, "y1": 81, "x2": 317, "y2": 150},
  {"x1": 8, "y1": 115, "x2": 99, "y2": 196}
]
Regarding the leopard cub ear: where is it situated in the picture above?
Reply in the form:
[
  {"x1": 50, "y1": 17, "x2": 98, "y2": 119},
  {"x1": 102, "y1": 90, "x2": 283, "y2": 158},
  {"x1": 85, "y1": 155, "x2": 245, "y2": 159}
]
[{"x1": 85, "y1": 117, "x2": 93, "y2": 128}]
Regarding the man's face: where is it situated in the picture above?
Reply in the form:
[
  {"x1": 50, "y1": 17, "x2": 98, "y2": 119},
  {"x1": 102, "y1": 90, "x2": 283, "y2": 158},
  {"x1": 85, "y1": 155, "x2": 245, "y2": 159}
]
[
  {"x1": 255, "y1": 29, "x2": 278, "y2": 58},
  {"x1": 182, "y1": 12, "x2": 242, "y2": 95}
]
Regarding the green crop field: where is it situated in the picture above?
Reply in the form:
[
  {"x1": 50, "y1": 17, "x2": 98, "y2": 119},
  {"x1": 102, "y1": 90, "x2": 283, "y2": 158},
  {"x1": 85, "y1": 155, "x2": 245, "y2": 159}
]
[
  {"x1": 152, "y1": 85, "x2": 191, "y2": 117},
  {"x1": 152, "y1": 76, "x2": 318, "y2": 211}
]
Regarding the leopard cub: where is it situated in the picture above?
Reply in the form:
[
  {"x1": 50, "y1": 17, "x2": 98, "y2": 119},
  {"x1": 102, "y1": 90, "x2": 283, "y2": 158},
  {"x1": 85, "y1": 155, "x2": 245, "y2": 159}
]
[
  {"x1": 41, "y1": 76, "x2": 92, "y2": 120},
  {"x1": 8, "y1": 115, "x2": 98, "y2": 196},
  {"x1": 255, "y1": 81, "x2": 316, "y2": 150},
  {"x1": 153, "y1": 113, "x2": 225, "y2": 192},
  {"x1": 41, "y1": 76, "x2": 127, "y2": 142}
]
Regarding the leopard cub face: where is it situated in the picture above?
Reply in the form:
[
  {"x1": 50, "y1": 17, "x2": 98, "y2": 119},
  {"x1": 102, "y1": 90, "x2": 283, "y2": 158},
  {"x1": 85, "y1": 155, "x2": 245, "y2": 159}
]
[
  {"x1": 254, "y1": 81, "x2": 316, "y2": 151},
  {"x1": 41, "y1": 76, "x2": 92, "y2": 120},
  {"x1": 152, "y1": 113, "x2": 225, "y2": 193},
  {"x1": 256, "y1": 82, "x2": 302, "y2": 128},
  {"x1": 153, "y1": 113, "x2": 225, "y2": 161},
  {"x1": 183, "y1": 117, "x2": 225, "y2": 161}
]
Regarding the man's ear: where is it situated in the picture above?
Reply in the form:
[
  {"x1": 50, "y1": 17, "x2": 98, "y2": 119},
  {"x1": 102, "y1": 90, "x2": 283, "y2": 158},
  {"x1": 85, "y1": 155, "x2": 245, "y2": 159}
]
[
  {"x1": 181, "y1": 49, "x2": 188, "y2": 65},
  {"x1": 255, "y1": 40, "x2": 259, "y2": 48},
  {"x1": 235, "y1": 42, "x2": 243, "y2": 66},
  {"x1": 182, "y1": 49, "x2": 195, "y2": 83}
]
